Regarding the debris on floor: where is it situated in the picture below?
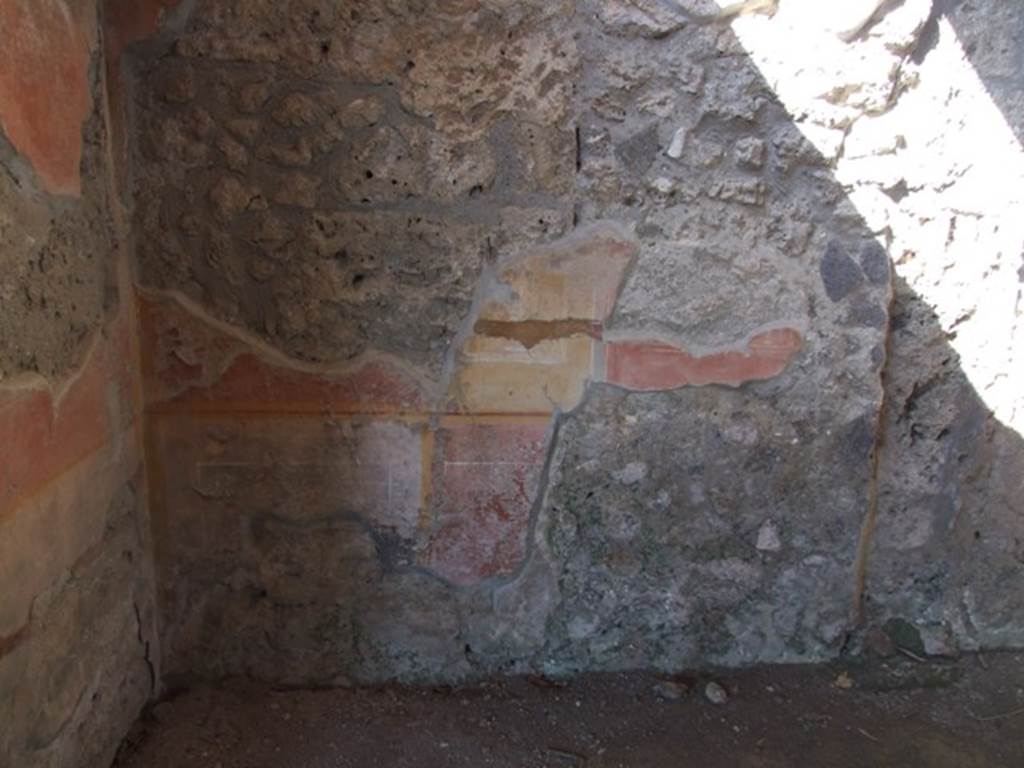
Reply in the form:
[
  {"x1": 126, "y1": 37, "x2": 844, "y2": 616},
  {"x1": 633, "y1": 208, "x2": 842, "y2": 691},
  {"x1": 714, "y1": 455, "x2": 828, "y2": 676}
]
[{"x1": 114, "y1": 653, "x2": 1024, "y2": 768}]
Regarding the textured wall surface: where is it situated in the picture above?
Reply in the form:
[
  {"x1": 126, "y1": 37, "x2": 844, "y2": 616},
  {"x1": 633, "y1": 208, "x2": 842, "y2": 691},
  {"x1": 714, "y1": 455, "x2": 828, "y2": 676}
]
[
  {"x1": 0, "y1": 0, "x2": 113, "y2": 381},
  {"x1": 2, "y1": 1, "x2": 1018, "y2": 735},
  {"x1": 130, "y1": 0, "x2": 899, "y2": 685},
  {"x1": 0, "y1": 2, "x2": 160, "y2": 766},
  {"x1": 129, "y1": 0, "x2": 1024, "y2": 686},
  {"x1": 860, "y1": 0, "x2": 1024, "y2": 655}
]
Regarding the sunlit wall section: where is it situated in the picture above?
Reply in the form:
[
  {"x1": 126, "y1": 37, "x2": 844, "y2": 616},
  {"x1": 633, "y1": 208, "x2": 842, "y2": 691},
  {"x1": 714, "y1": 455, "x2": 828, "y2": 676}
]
[
  {"x1": 724, "y1": 0, "x2": 1024, "y2": 652},
  {"x1": 727, "y1": 0, "x2": 1023, "y2": 432}
]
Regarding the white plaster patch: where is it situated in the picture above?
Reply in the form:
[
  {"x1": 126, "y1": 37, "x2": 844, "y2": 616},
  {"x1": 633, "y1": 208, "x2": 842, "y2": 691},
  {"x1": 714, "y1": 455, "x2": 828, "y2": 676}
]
[{"x1": 756, "y1": 520, "x2": 782, "y2": 552}]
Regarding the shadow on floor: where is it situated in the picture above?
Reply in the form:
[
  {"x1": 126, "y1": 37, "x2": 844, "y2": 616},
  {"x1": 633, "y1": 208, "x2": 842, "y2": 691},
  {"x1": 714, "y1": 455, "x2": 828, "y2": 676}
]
[{"x1": 114, "y1": 653, "x2": 1024, "y2": 768}]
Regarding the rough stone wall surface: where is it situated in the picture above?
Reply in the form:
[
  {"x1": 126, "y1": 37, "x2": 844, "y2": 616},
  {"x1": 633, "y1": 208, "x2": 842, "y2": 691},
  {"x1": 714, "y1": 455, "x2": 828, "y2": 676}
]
[
  {"x1": 0, "y1": 1, "x2": 161, "y2": 765},
  {"x1": 128, "y1": 0, "x2": 1022, "y2": 685},
  {"x1": 132, "y1": 0, "x2": 578, "y2": 372},
  {"x1": 858, "y1": 0, "x2": 1024, "y2": 656},
  {"x1": 0, "y1": 0, "x2": 114, "y2": 382}
]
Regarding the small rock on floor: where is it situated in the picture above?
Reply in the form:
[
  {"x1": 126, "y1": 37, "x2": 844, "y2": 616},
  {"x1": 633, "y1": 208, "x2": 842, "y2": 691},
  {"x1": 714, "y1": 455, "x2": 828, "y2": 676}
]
[{"x1": 705, "y1": 681, "x2": 728, "y2": 705}]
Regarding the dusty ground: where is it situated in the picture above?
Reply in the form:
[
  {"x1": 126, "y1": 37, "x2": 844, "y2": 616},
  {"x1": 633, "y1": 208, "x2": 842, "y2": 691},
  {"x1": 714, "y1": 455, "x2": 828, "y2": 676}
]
[{"x1": 114, "y1": 653, "x2": 1024, "y2": 768}]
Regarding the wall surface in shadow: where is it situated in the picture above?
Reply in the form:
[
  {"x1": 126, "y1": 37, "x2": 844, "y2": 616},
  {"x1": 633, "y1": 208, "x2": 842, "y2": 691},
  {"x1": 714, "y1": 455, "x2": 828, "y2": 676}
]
[
  {"x1": 0, "y1": 2, "x2": 160, "y2": 767},
  {"x1": 869, "y1": 274, "x2": 1024, "y2": 654},
  {"x1": 940, "y1": 0, "x2": 1024, "y2": 147}
]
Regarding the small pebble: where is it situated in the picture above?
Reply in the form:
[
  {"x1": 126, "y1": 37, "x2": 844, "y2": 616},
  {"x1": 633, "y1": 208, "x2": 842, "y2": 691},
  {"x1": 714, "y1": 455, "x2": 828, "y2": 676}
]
[
  {"x1": 653, "y1": 680, "x2": 688, "y2": 700},
  {"x1": 865, "y1": 627, "x2": 896, "y2": 657},
  {"x1": 705, "y1": 681, "x2": 729, "y2": 705}
]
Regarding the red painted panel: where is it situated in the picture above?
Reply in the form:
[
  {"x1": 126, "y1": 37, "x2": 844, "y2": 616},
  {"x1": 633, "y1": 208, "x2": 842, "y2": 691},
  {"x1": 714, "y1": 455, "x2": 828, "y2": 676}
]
[{"x1": 606, "y1": 328, "x2": 803, "y2": 391}]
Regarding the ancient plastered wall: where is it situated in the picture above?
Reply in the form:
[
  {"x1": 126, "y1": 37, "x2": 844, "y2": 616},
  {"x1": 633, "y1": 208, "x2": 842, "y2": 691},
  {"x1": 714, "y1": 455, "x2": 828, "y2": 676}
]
[
  {"x1": 0, "y1": 2, "x2": 160, "y2": 766},
  {"x1": 129, "y1": 0, "x2": 1020, "y2": 684}
]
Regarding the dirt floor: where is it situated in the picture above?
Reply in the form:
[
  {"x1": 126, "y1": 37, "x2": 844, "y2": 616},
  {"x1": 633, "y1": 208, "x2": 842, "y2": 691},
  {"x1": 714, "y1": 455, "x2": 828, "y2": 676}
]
[{"x1": 114, "y1": 652, "x2": 1024, "y2": 768}]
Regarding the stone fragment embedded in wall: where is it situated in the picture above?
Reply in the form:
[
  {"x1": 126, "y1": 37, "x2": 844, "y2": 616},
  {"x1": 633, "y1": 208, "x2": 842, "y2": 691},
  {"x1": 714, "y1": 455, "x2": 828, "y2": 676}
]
[
  {"x1": 510, "y1": 122, "x2": 577, "y2": 197},
  {"x1": 820, "y1": 241, "x2": 865, "y2": 302},
  {"x1": 734, "y1": 137, "x2": 765, "y2": 169},
  {"x1": 451, "y1": 224, "x2": 638, "y2": 414},
  {"x1": 596, "y1": 0, "x2": 687, "y2": 38},
  {"x1": 208, "y1": 175, "x2": 265, "y2": 221},
  {"x1": 706, "y1": 177, "x2": 765, "y2": 206},
  {"x1": 700, "y1": 57, "x2": 771, "y2": 123}
]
